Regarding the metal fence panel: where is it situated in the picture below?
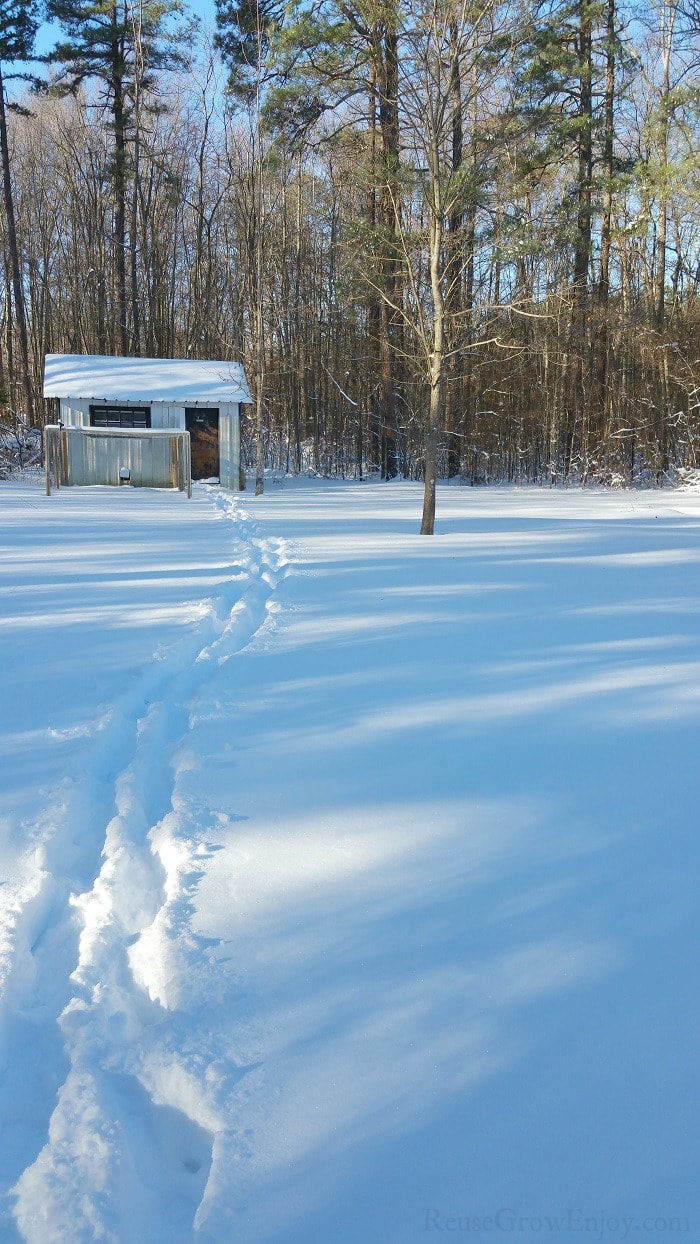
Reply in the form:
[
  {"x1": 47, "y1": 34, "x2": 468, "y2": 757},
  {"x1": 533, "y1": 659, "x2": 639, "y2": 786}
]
[{"x1": 44, "y1": 427, "x2": 191, "y2": 495}]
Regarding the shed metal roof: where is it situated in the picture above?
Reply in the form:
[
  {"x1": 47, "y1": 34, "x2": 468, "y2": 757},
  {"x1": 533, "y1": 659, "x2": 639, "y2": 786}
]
[{"x1": 43, "y1": 354, "x2": 251, "y2": 404}]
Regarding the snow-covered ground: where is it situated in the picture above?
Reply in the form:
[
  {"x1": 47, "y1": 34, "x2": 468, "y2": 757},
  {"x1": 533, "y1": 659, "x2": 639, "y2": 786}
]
[{"x1": 1, "y1": 477, "x2": 698, "y2": 1244}]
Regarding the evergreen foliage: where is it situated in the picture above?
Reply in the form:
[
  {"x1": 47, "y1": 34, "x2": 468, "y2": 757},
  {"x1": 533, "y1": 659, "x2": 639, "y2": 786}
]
[
  {"x1": 0, "y1": 0, "x2": 42, "y2": 423},
  {"x1": 0, "y1": 0, "x2": 42, "y2": 67},
  {"x1": 215, "y1": 0, "x2": 283, "y2": 100},
  {"x1": 44, "y1": 0, "x2": 190, "y2": 114}
]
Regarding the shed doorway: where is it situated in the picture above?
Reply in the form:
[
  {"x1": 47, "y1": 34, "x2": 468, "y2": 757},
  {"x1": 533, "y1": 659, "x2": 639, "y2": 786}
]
[{"x1": 185, "y1": 408, "x2": 219, "y2": 479}]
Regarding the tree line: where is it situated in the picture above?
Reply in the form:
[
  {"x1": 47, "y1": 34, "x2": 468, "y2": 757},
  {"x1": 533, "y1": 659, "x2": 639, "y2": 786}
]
[{"x1": 1, "y1": 0, "x2": 700, "y2": 518}]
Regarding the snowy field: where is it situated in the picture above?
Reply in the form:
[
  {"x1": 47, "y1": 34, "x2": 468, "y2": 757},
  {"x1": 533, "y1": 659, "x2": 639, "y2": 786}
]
[{"x1": 0, "y1": 477, "x2": 698, "y2": 1244}]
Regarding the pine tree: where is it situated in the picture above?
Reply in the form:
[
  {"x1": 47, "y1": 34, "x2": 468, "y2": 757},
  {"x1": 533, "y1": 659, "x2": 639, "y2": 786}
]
[
  {"x1": 214, "y1": 0, "x2": 282, "y2": 102},
  {"x1": 517, "y1": 0, "x2": 608, "y2": 475},
  {"x1": 262, "y1": 0, "x2": 402, "y2": 478},
  {"x1": 216, "y1": 0, "x2": 282, "y2": 493},
  {"x1": 0, "y1": 0, "x2": 41, "y2": 422},
  {"x1": 45, "y1": 0, "x2": 190, "y2": 355}
]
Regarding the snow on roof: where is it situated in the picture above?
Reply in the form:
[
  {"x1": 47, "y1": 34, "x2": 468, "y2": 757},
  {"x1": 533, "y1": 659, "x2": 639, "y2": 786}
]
[{"x1": 43, "y1": 354, "x2": 251, "y2": 404}]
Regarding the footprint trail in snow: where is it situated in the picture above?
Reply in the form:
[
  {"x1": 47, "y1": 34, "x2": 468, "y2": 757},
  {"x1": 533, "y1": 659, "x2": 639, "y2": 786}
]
[{"x1": 8, "y1": 492, "x2": 289, "y2": 1244}]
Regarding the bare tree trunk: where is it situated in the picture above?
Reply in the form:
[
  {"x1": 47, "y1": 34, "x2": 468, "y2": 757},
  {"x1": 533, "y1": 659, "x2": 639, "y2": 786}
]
[
  {"x1": 421, "y1": 170, "x2": 445, "y2": 535},
  {"x1": 112, "y1": 70, "x2": 129, "y2": 353},
  {"x1": 129, "y1": 2, "x2": 144, "y2": 357},
  {"x1": 254, "y1": 79, "x2": 265, "y2": 495},
  {"x1": 367, "y1": 64, "x2": 382, "y2": 474},
  {"x1": 421, "y1": 374, "x2": 439, "y2": 533},
  {"x1": 592, "y1": 0, "x2": 615, "y2": 450},
  {"x1": 377, "y1": 25, "x2": 400, "y2": 479},
  {"x1": 0, "y1": 64, "x2": 34, "y2": 422},
  {"x1": 444, "y1": 21, "x2": 463, "y2": 478},
  {"x1": 654, "y1": 0, "x2": 675, "y2": 331},
  {"x1": 567, "y1": 0, "x2": 593, "y2": 478}
]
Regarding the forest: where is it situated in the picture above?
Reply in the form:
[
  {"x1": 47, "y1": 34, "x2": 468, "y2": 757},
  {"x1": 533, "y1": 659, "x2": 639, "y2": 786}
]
[{"x1": 1, "y1": 0, "x2": 700, "y2": 500}]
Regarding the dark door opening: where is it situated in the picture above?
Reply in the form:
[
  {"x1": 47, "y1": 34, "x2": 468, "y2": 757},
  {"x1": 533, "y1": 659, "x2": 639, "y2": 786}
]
[{"x1": 185, "y1": 408, "x2": 219, "y2": 480}]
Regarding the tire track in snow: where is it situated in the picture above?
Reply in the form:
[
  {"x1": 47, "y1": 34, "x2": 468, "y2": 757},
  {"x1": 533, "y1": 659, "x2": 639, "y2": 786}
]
[{"x1": 9, "y1": 491, "x2": 290, "y2": 1244}]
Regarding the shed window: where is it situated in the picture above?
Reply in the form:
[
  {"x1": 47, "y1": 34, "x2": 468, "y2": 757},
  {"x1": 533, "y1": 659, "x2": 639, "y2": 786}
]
[{"x1": 90, "y1": 406, "x2": 151, "y2": 429}]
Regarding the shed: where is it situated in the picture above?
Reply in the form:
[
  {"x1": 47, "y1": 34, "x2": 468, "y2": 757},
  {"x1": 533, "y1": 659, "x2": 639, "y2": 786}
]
[{"x1": 43, "y1": 354, "x2": 251, "y2": 491}]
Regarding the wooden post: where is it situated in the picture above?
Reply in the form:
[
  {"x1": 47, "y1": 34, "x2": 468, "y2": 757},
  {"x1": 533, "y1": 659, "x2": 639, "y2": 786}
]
[
  {"x1": 51, "y1": 428, "x2": 60, "y2": 490},
  {"x1": 56, "y1": 428, "x2": 64, "y2": 488},
  {"x1": 45, "y1": 426, "x2": 52, "y2": 495}
]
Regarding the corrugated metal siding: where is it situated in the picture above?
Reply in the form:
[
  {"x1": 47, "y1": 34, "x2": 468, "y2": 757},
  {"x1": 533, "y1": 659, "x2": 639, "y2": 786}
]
[
  {"x1": 219, "y1": 405, "x2": 241, "y2": 490},
  {"x1": 52, "y1": 401, "x2": 242, "y2": 491},
  {"x1": 60, "y1": 400, "x2": 90, "y2": 426},
  {"x1": 51, "y1": 428, "x2": 188, "y2": 490},
  {"x1": 151, "y1": 403, "x2": 185, "y2": 429}
]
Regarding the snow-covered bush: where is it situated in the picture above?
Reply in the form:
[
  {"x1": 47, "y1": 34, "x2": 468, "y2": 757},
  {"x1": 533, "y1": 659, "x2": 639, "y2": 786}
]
[{"x1": 0, "y1": 423, "x2": 43, "y2": 478}]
